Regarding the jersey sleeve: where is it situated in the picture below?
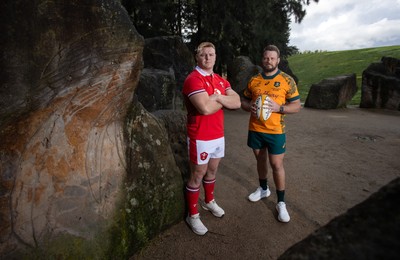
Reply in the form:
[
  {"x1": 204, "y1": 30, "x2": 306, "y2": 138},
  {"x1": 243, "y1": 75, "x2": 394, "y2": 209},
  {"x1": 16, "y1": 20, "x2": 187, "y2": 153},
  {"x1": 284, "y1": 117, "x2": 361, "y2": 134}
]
[
  {"x1": 222, "y1": 77, "x2": 232, "y2": 92},
  {"x1": 182, "y1": 73, "x2": 206, "y2": 97},
  {"x1": 285, "y1": 75, "x2": 300, "y2": 102}
]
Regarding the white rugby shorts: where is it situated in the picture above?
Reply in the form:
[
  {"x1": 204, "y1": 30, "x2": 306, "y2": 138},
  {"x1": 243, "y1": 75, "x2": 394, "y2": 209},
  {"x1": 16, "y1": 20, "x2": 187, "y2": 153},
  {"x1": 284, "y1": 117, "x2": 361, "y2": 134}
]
[{"x1": 187, "y1": 137, "x2": 225, "y2": 165}]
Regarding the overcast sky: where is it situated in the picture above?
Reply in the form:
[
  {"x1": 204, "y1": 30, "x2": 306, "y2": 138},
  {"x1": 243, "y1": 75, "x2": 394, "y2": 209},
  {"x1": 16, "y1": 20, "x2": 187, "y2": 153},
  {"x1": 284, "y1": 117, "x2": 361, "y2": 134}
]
[{"x1": 289, "y1": 0, "x2": 400, "y2": 51}]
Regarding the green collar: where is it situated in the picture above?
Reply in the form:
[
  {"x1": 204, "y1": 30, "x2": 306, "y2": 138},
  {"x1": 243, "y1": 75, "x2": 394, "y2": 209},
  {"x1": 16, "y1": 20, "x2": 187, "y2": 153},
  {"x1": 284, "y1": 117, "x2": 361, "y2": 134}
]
[{"x1": 261, "y1": 70, "x2": 280, "y2": 79}]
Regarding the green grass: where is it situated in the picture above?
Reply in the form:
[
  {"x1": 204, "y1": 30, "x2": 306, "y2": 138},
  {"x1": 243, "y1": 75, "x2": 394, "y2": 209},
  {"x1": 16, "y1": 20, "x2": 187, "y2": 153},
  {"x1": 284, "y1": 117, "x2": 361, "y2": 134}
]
[{"x1": 287, "y1": 45, "x2": 400, "y2": 105}]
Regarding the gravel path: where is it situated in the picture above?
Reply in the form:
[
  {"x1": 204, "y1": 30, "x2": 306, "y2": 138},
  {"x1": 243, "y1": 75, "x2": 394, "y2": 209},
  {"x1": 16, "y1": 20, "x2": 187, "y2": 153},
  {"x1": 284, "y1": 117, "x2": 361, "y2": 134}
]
[{"x1": 131, "y1": 107, "x2": 400, "y2": 260}]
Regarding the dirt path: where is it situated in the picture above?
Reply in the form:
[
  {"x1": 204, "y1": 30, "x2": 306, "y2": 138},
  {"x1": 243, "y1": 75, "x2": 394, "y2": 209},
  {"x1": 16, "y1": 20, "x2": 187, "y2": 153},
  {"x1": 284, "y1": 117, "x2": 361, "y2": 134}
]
[{"x1": 132, "y1": 107, "x2": 400, "y2": 260}]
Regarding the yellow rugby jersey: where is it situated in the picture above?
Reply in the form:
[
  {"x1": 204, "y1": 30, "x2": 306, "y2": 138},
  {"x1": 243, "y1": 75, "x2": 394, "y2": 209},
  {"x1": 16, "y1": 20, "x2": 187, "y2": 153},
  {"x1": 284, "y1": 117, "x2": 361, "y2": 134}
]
[{"x1": 243, "y1": 70, "x2": 300, "y2": 134}]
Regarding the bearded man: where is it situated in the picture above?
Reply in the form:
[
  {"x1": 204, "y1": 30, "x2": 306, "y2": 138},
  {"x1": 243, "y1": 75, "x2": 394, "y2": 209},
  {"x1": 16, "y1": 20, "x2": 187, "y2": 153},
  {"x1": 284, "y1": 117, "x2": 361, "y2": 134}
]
[{"x1": 241, "y1": 45, "x2": 301, "y2": 223}]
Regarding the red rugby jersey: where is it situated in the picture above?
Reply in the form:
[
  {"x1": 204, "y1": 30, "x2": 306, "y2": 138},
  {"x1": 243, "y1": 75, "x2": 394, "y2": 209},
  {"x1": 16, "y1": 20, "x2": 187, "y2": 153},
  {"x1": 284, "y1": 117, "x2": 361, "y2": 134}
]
[{"x1": 182, "y1": 67, "x2": 231, "y2": 140}]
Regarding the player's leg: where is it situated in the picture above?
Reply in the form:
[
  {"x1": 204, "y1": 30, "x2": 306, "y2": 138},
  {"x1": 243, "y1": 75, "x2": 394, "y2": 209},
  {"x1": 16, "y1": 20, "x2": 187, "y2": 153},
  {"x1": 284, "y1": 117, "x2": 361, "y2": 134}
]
[
  {"x1": 268, "y1": 133, "x2": 290, "y2": 222},
  {"x1": 269, "y1": 153, "x2": 285, "y2": 191},
  {"x1": 203, "y1": 157, "x2": 221, "y2": 203},
  {"x1": 201, "y1": 137, "x2": 225, "y2": 217},
  {"x1": 185, "y1": 138, "x2": 209, "y2": 235},
  {"x1": 248, "y1": 148, "x2": 271, "y2": 201}
]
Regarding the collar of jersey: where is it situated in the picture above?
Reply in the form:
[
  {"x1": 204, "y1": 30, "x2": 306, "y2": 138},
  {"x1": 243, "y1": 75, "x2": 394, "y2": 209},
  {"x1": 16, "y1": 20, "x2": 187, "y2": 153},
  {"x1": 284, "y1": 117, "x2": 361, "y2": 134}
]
[
  {"x1": 196, "y1": 66, "x2": 213, "y2": 76},
  {"x1": 261, "y1": 69, "x2": 280, "y2": 79}
]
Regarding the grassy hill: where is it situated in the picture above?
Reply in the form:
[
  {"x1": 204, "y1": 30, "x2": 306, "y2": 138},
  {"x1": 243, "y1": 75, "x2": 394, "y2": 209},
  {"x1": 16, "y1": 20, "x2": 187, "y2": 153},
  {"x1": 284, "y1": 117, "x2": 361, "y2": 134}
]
[{"x1": 287, "y1": 45, "x2": 400, "y2": 105}]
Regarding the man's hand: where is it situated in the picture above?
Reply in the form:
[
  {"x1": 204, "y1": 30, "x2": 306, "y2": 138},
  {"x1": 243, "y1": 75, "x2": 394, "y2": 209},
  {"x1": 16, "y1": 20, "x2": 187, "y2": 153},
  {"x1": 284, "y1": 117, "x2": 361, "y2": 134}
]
[
  {"x1": 250, "y1": 100, "x2": 258, "y2": 117},
  {"x1": 209, "y1": 94, "x2": 219, "y2": 101},
  {"x1": 212, "y1": 90, "x2": 241, "y2": 110},
  {"x1": 266, "y1": 98, "x2": 280, "y2": 113}
]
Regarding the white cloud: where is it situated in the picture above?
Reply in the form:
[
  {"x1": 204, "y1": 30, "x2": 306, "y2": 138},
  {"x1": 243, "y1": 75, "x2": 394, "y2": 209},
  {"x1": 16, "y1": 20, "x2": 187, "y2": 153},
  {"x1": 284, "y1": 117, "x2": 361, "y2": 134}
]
[{"x1": 289, "y1": 0, "x2": 400, "y2": 51}]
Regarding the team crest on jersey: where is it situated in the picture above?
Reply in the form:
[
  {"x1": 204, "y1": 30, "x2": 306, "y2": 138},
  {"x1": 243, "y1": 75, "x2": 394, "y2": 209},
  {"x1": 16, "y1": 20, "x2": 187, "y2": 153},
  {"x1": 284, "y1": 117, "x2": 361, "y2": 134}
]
[
  {"x1": 200, "y1": 152, "x2": 208, "y2": 161},
  {"x1": 214, "y1": 89, "x2": 221, "y2": 94},
  {"x1": 274, "y1": 82, "x2": 280, "y2": 87}
]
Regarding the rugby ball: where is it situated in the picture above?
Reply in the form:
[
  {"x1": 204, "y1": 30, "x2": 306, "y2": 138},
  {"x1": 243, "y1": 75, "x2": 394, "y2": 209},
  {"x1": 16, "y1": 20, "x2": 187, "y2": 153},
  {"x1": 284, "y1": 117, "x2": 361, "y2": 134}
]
[{"x1": 255, "y1": 95, "x2": 272, "y2": 121}]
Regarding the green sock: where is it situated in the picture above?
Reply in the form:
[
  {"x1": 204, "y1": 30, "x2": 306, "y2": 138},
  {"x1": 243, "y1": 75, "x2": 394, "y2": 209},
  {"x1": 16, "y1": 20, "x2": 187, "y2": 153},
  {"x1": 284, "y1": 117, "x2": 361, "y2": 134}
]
[
  {"x1": 259, "y1": 179, "x2": 268, "y2": 190},
  {"x1": 277, "y1": 190, "x2": 285, "y2": 202}
]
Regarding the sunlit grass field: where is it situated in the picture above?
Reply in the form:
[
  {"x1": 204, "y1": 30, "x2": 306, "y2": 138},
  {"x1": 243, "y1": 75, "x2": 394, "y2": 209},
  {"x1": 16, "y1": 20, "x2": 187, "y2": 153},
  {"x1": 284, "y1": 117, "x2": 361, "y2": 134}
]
[{"x1": 287, "y1": 45, "x2": 400, "y2": 105}]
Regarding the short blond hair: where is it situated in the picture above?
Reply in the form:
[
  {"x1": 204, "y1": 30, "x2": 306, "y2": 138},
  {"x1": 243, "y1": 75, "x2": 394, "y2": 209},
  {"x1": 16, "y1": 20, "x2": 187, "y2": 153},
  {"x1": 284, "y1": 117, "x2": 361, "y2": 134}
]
[{"x1": 195, "y1": 42, "x2": 215, "y2": 54}]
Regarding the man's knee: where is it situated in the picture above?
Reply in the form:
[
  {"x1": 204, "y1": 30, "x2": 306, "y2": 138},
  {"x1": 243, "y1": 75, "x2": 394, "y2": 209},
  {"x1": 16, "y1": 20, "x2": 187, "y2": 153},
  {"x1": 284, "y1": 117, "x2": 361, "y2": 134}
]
[{"x1": 270, "y1": 158, "x2": 284, "y2": 172}]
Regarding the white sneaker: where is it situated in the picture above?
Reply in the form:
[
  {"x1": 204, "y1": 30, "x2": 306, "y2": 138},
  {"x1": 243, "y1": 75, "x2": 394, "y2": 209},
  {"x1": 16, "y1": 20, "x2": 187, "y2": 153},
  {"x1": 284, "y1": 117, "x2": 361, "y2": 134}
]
[
  {"x1": 276, "y1": 202, "x2": 290, "y2": 222},
  {"x1": 186, "y1": 213, "x2": 208, "y2": 235},
  {"x1": 248, "y1": 186, "x2": 271, "y2": 202},
  {"x1": 201, "y1": 199, "x2": 225, "y2": 217}
]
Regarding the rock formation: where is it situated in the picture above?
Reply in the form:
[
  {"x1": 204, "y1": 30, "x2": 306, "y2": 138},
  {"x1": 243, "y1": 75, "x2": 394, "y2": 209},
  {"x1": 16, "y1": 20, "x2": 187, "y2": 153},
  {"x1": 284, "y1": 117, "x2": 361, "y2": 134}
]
[
  {"x1": 0, "y1": 0, "x2": 186, "y2": 258},
  {"x1": 142, "y1": 36, "x2": 195, "y2": 90},
  {"x1": 360, "y1": 56, "x2": 400, "y2": 110},
  {"x1": 136, "y1": 36, "x2": 194, "y2": 112},
  {"x1": 304, "y1": 74, "x2": 357, "y2": 109},
  {"x1": 227, "y1": 56, "x2": 298, "y2": 96},
  {"x1": 279, "y1": 177, "x2": 400, "y2": 259},
  {"x1": 123, "y1": 100, "x2": 185, "y2": 256},
  {"x1": 227, "y1": 56, "x2": 262, "y2": 95},
  {"x1": 153, "y1": 110, "x2": 189, "y2": 182},
  {"x1": 136, "y1": 68, "x2": 179, "y2": 111}
]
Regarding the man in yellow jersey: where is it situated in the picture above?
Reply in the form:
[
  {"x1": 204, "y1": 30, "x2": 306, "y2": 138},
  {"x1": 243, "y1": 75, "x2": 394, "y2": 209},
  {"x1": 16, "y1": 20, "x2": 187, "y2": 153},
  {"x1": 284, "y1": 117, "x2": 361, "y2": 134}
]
[{"x1": 241, "y1": 45, "x2": 301, "y2": 222}]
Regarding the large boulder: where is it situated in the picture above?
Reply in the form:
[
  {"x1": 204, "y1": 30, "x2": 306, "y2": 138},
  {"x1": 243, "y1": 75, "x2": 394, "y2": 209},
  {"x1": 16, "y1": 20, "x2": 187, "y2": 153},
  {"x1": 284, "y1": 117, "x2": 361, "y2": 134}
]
[
  {"x1": 153, "y1": 110, "x2": 189, "y2": 181},
  {"x1": 227, "y1": 56, "x2": 262, "y2": 95},
  {"x1": 0, "y1": 0, "x2": 184, "y2": 258},
  {"x1": 360, "y1": 56, "x2": 400, "y2": 110},
  {"x1": 227, "y1": 56, "x2": 298, "y2": 96},
  {"x1": 136, "y1": 36, "x2": 194, "y2": 112},
  {"x1": 142, "y1": 36, "x2": 194, "y2": 90},
  {"x1": 305, "y1": 74, "x2": 357, "y2": 109},
  {"x1": 123, "y1": 101, "x2": 184, "y2": 256},
  {"x1": 279, "y1": 177, "x2": 400, "y2": 259},
  {"x1": 136, "y1": 68, "x2": 179, "y2": 112}
]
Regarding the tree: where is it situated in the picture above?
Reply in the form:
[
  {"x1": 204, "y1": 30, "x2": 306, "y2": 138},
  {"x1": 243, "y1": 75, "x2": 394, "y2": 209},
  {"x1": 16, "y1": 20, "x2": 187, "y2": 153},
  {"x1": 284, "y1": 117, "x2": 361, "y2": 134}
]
[
  {"x1": 121, "y1": 0, "x2": 184, "y2": 37},
  {"x1": 121, "y1": 0, "x2": 318, "y2": 72}
]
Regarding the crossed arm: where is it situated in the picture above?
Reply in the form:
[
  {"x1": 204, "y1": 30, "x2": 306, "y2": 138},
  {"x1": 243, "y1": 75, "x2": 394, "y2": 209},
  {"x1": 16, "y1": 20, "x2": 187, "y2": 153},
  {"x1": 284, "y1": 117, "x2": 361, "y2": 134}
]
[{"x1": 189, "y1": 88, "x2": 241, "y2": 115}]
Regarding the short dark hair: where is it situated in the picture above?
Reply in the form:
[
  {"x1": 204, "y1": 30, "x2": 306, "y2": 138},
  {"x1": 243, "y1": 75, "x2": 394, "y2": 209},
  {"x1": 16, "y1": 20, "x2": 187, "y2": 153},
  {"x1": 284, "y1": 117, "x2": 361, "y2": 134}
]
[{"x1": 263, "y1": 45, "x2": 280, "y2": 57}]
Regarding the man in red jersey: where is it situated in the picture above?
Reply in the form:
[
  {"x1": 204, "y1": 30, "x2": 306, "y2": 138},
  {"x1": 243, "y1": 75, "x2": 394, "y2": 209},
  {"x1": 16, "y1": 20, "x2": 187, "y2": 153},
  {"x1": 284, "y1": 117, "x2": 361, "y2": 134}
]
[
  {"x1": 182, "y1": 42, "x2": 240, "y2": 235},
  {"x1": 241, "y1": 45, "x2": 301, "y2": 223}
]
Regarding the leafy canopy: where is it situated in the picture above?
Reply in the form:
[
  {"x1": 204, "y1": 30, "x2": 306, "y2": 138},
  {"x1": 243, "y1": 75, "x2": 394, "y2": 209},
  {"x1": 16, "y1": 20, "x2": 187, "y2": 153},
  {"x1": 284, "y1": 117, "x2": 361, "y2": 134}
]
[{"x1": 121, "y1": 0, "x2": 318, "y2": 72}]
